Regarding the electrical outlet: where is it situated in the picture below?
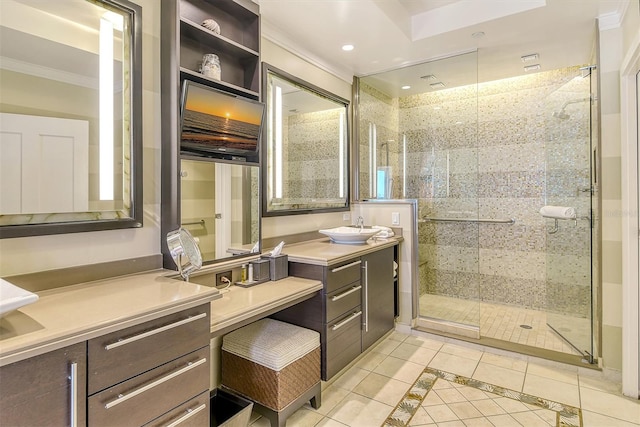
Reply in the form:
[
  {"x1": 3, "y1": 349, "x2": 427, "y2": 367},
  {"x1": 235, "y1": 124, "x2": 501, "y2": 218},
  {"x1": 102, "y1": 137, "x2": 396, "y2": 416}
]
[
  {"x1": 215, "y1": 270, "x2": 232, "y2": 287},
  {"x1": 342, "y1": 213, "x2": 351, "y2": 221}
]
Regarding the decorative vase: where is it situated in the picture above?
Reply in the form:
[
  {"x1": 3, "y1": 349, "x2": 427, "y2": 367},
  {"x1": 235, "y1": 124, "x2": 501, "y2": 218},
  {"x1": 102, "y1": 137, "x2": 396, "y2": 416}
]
[{"x1": 201, "y1": 54, "x2": 221, "y2": 80}]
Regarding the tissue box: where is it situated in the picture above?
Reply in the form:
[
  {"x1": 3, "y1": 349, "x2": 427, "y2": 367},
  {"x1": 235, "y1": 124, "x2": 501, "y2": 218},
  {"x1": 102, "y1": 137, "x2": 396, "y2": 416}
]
[
  {"x1": 250, "y1": 259, "x2": 271, "y2": 282},
  {"x1": 262, "y1": 254, "x2": 288, "y2": 281}
]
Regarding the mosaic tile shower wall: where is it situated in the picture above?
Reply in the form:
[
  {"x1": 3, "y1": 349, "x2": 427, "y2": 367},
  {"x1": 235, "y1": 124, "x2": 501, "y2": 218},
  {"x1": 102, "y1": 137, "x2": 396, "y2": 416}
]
[
  {"x1": 281, "y1": 109, "x2": 343, "y2": 203},
  {"x1": 358, "y1": 66, "x2": 592, "y2": 321}
]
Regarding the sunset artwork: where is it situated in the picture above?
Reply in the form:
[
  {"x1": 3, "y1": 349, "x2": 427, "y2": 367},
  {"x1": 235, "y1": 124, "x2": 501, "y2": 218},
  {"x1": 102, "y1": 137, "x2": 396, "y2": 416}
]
[{"x1": 181, "y1": 82, "x2": 264, "y2": 153}]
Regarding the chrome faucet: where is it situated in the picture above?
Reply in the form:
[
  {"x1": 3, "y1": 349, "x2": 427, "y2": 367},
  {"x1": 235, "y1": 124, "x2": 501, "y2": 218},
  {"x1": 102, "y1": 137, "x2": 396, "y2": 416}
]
[{"x1": 355, "y1": 216, "x2": 364, "y2": 231}]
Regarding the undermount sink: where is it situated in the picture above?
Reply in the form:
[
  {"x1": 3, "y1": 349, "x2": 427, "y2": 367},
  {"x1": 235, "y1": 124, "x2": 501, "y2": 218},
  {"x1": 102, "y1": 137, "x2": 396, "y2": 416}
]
[
  {"x1": 0, "y1": 279, "x2": 39, "y2": 317},
  {"x1": 319, "y1": 226, "x2": 381, "y2": 244}
]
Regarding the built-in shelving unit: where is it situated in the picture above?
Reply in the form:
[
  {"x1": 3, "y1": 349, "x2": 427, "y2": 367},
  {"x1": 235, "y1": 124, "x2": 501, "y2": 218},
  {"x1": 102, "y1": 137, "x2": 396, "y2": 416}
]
[
  {"x1": 160, "y1": 0, "x2": 261, "y2": 269},
  {"x1": 178, "y1": 0, "x2": 260, "y2": 97}
]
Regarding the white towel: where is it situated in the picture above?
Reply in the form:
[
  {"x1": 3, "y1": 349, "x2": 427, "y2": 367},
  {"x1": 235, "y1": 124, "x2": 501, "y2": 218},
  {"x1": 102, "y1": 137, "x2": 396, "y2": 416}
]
[
  {"x1": 539, "y1": 206, "x2": 576, "y2": 219},
  {"x1": 373, "y1": 225, "x2": 395, "y2": 238}
]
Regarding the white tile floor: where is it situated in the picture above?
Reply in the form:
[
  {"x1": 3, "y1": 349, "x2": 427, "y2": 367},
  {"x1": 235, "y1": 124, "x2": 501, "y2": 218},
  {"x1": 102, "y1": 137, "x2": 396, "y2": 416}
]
[{"x1": 249, "y1": 330, "x2": 640, "y2": 427}]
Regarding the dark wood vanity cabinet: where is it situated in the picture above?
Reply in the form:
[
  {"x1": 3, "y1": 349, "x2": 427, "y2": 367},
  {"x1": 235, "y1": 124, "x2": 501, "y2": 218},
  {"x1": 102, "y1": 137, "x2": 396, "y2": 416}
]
[
  {"x1": 0, "y1": 304, "x2": 211, "y2": 427},
  {"x1": 87, "y1": 304, "x2": 211, "y2": 427},
  {"x1": 361, "y1": 247, "x2": 395, "y2": 350},
  {"x1": 272, "y1": 245, "x2": 395, "y2": 380},
  {"x1": 0, "y1": 342, "x2": 87, "y2": 427}
]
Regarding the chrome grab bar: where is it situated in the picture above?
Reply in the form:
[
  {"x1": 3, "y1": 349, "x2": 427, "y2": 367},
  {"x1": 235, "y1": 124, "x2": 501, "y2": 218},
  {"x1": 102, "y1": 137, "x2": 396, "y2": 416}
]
[
  {"x1": 181, "y1": 220, "x2": 205, "y2": 226},
  {"x1": 421, "y1": 217, "x2": 515, "y2": 224}
]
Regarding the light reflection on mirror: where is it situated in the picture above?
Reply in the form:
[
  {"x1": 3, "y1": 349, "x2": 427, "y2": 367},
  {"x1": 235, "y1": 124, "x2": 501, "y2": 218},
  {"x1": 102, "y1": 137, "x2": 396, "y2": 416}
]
[
  {"x1": 262, "y1": 64, "x2": 350, "y2": 215},
  {"x1": 0, "y1": 0, "x2": 141, "y2": 237},
  {"x1": 180, "y1": 159, "x2": 260, "y2": 263}
]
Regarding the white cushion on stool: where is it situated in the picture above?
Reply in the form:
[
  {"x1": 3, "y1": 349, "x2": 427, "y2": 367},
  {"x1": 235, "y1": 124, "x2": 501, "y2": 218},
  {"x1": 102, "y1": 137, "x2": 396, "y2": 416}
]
[{"x1": 222, "y1": 318, "x2": 320, "y2": 371}]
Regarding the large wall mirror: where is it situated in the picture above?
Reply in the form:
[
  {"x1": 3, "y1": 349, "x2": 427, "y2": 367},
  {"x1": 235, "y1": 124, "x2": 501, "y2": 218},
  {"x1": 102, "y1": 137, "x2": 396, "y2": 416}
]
[
  {"x1": 0, "y1": 0, "x2": 142, "y2": 238},
  {"x1": 179, "y1": 158, "x2": 260, "y2": 263},
  {"x1": 262, "y1": 63, "x2": 350, "y2": 215}
]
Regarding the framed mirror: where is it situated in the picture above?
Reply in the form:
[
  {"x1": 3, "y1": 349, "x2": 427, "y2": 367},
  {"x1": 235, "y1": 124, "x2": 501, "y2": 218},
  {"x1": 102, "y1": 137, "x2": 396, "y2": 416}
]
[
  {"x1": 0, "y1": 0, "x2": 142, "y2": 238},
  {"x1": 179, "y1": 158, "x2": 260, "y2": 263},
  {"x1": 262, "y1": 63, "x2": 350, "y2": 216}
]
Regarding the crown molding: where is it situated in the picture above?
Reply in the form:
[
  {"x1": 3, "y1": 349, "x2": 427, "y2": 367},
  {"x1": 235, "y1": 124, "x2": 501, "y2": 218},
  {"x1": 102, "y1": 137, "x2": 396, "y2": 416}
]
[{"x1": 261, "y1": 18, "x2": 354, "y2": 84}]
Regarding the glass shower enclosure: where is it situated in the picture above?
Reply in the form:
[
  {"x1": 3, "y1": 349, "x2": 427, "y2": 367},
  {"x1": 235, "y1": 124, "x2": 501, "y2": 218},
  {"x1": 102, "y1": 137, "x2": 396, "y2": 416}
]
[{"x1": 356, "y1": 52, "x2": 597, "y2": 362}]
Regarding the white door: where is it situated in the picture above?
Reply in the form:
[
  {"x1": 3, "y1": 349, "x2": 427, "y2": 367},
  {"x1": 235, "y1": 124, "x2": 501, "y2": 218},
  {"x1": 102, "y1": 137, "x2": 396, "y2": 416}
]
[{"x1": 0, "y1": 113, "x2": 89, "y2": 215}]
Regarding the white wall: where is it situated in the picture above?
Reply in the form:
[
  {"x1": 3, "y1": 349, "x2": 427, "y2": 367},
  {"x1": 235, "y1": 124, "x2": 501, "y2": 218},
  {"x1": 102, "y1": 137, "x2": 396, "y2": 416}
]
[{"x1": 0, "y1": 0, "x2": 162, "y2": 277}]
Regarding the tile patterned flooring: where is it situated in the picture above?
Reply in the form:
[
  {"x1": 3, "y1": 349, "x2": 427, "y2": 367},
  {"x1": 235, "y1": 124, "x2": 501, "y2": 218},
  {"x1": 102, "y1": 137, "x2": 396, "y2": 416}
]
[
  {"x1": 419, "y1": 294, "x2": 585, "y2": 356},
  {"x1": 248, "y1": 330, "x2": 640, "y2": 427}
]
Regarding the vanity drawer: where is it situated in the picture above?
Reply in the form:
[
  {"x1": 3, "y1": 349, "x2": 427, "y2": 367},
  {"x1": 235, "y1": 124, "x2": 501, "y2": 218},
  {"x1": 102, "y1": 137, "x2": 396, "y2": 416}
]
[
  {"x1": 326, "y1": 259, "x2": 361, "y2": 293},
  {"x1": 143, "y1": 390, "x2": 209, "y2": 427},
  {"x1": 325, "y1": 307, "x2": 362, "y2": 343},
  {"x1": 88, "y1": 347, "x2": 209, "y2": 427},
  {"x1": 325, "y1": 310, "x2": 362, "y2": 379},
  {"x1": 88, "y1": 304, "x2": 210, "y2": 394},
  {"x1": 326, "y1": 282, "x2": 361, "y2": 322}
]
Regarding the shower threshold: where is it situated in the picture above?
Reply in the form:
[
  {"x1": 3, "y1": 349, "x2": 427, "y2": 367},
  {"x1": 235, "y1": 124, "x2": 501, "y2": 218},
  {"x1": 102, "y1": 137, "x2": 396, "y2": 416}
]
[{"x1": 417, "y1": 294, "x2": 597, "y2": 367}]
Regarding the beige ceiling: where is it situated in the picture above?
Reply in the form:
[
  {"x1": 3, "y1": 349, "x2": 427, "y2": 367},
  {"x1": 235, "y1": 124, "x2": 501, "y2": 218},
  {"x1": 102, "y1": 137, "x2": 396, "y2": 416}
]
[{"x1": 258, "y1": 0, "x2": 627, "y2": 84}]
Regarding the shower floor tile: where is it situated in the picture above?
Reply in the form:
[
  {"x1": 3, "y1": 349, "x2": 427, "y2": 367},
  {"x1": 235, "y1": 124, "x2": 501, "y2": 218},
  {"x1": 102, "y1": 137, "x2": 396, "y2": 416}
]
[{"x1": 419, "y1": 294, "x2": 584, "y2": 356}]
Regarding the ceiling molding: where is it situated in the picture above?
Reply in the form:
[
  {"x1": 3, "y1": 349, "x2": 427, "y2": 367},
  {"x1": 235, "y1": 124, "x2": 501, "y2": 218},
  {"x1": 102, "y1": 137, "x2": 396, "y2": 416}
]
[
  {"x1": 598, "y1": 12, "x2": 621, "y2": 30},
  {"x1": 598, "y1": 0, "x2": 627, "y2": 31},
  {"x1": 0, "y1": 56, "x2": 97, "y2": 89},
  {"x1": 411, "y1": 0, "x2": 547, "y2": 41},
  {"x1": 261, "y1": 18, "x2": 354, "y2": 84}
]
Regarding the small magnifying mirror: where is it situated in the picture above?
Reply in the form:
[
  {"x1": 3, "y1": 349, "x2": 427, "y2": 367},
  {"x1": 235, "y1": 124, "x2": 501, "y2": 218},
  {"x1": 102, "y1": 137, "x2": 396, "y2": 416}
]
[{"x1": 166, "y1": 228, "x2": 203, "y2": 281}]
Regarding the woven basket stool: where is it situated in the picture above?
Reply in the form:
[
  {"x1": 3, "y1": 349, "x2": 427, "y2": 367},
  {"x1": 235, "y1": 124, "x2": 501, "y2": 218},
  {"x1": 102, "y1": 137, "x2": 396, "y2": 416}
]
[{"x1": 221, "y1": 318, "x2": 321, "y2": 427}]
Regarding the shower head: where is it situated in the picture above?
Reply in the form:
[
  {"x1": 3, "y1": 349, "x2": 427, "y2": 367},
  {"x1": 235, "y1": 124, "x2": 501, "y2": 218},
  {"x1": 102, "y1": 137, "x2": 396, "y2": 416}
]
[
  {"x1": 552, "y1": 96, "x2": 591, "y2": 120},
  {"x1": 552, "y1": 110, "x2": 570, "y2": 120}
]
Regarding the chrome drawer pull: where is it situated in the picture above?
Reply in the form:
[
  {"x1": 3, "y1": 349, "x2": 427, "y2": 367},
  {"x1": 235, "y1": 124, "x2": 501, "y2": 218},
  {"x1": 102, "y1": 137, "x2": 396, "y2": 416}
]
[
  {"x1": 69, "y1": 362, "x2": 78, "y2": 427},
  {"x1": 363, "y1": 261, "x2": 369, "y2": 332},
  {"x1": 166, "y1": 403, "x2": 207, "y2": 427},
  {"x1": 331, "y1": 260, "x2": 361, "y2": 273},
  {"x1": 104, "y1": 358, "x2": 207, "y2": 409},
  {"x1": 331, "y1": 285, "x2": 362, "y2": 302},
  {"x1": 331, "y1": 311, "x2": 362, "y2": 331},
  {"x1": 105, "y1": 313, "x2": 207, "y2": 350}
]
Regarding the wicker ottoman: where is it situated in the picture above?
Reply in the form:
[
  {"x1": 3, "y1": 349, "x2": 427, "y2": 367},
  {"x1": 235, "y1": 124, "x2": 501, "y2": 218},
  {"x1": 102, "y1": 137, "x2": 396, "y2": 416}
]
[{"x1": 221, "y1": 318, "x2": 321, "y2": 427}]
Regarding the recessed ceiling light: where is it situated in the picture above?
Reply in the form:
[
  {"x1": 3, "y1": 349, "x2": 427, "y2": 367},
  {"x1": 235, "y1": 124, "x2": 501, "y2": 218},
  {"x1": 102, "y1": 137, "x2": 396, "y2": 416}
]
[
  {"x1": 421, "y1": 74, "x2": 437, "y2": 80},
  {"x1": 471, "y1": 31, "x2": 485, "y2": 39},
  {"x1": 430, "y1": 82, "x2": 446, "y2": 89},
  {"x1": 521, "y1": 53, "x2": 539, "y2": 62},
  {"x1": 342, "y1": 44, "x2": 354, "y2": 51},
  {"x1": 401, "y1": 85, "x2": 411, "y2": 90},
  {"x1": 524, "y1": 64, "x2": 541, "y2": 72}
]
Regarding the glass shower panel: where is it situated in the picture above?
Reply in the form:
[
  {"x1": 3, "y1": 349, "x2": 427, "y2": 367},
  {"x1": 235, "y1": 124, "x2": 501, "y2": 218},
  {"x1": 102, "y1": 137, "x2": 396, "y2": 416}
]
[
  {"x1": 358, "y1": 52, "x2": 481, "y2": 334},
  {"x1": 543, "y1": 71, "x2": 593, "y2": 357}
]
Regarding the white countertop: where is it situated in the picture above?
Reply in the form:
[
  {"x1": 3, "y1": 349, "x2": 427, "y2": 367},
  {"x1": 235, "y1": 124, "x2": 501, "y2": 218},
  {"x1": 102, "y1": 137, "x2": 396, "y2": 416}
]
[
  {"x1": 0, "y1": 270, "x2": 323, "y2": 367},
  {"x1": 0, "y1": 237, "x2": 398, "y2": 366},
  {"x1": 282, "y1": 236, "x2": 401, "y2": 266},
  {"x1": 210, "y1": 277, "x2": 322, "y2": 336},
  {"x1": 0, "y1": 270, "x2": 219, "y2": 367}
]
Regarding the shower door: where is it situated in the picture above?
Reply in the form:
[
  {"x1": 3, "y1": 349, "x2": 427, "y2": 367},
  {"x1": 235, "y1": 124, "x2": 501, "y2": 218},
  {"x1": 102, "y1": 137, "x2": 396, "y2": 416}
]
[
  {"x1": 406, "y1": 53, "x2": 482, "y2": 336},
  {"x1": 543, "y1": 69, "x2": 594, "y2": 359}
]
